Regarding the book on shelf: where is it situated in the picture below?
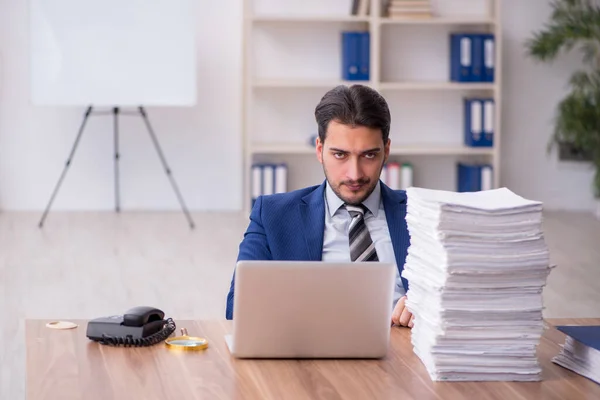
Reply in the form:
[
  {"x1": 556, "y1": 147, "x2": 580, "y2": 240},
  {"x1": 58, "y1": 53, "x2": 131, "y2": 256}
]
[
  {"x1": 450, "y1": 33, "x2": 495, "y2": 82},
  {"x1": 482, "y1": 33, "x2": 495, "y2": 82},
  {"x1": 464, "y1": 97, "x2": 494, "y2": 147},
  {"x1": 251, "y1": 163, "x2": 288, "y2": 207},
  {"x1": 386, "y1": 0, "x2": 432, "y2": 19},
  {"x1": 382, "y1": 162, "x2": 413, "y2": 190},
  {"x1": 457, "y1": 162, "x2": 492, "y2": 192},
  {"x1": 350, "y1": 0, "x2": 370, "y2": 16},
  {"x1": 400, "y1": 163, "x2": 413, "y2": 190},
  {"x1": 342, "y1": 31, "x2": 370, "y2": 81}
]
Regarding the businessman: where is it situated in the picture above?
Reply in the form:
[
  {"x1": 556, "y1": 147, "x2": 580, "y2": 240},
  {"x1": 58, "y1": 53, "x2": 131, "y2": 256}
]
[{"x1": 226, "y1": 84, "x2": 413, "y2": 328}]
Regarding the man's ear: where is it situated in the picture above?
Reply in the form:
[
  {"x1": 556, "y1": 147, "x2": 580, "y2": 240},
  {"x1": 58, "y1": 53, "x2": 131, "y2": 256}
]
[
  {"x1": 316, "y1": 137, "x2": 323, "y2": 164},
  {"x1": 384, "y1": 139, "x2": 391, "y2": 164}
]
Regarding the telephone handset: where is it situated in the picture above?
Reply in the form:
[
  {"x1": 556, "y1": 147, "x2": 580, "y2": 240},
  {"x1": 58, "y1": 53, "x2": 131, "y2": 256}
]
[{"x1": 86, "y1": 306, "x2": 176, "y2": 347}]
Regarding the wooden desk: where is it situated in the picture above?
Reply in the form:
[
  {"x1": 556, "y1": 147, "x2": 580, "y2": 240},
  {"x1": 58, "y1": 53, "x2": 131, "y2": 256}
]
[{"x1": 26, "y1": 318, "x2": 600, "y2": 400}]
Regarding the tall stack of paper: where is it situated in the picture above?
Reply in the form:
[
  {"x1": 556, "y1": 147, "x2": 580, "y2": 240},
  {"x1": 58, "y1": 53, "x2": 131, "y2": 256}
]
[
  {"x1": 387, "y1": 0, "x2": 432, "y2": 19},
  {"x1": 402, "y1": 187, "x2": 553, "y2": 381}
]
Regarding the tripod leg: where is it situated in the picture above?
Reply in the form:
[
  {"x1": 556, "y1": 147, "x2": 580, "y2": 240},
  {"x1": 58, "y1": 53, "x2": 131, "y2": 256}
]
[
  {"x1": 138, "y1": 107, "x2": 195, "y2": 229},
  {"x1": 113, "y1": 107, "x2": 121, "y2": 212},
  {"x1": 39, "y1": 106, "x2": 93, "y2": 228}
]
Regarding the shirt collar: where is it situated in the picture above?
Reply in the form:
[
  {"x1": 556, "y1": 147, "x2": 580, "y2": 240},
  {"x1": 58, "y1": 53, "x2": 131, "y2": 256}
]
[{"x1": 325, "y1": 180, "x2": 381, "y2": 218}]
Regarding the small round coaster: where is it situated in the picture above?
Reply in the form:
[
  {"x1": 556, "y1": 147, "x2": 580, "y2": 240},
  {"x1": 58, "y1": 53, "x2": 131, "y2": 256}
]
[{"x1": 46, "y1": 321, "x2": 78, "y2": 330}]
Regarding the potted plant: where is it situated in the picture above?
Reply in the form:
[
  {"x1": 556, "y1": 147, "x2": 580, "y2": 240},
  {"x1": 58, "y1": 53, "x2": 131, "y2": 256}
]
[{"x1": 524, "y1": 0, "x2": 600, "y2": 217}]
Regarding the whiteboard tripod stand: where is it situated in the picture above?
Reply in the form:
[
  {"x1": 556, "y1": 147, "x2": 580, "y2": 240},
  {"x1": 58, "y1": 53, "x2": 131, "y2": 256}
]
[{"x1": 38, "y1": 106, "x2": 196, "y2": 230}]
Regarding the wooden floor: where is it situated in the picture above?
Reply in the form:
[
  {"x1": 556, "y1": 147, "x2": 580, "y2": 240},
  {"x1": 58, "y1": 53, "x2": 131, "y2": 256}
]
[{"x1": 1, "y1": 210, "x2": 599, "y2": 399}]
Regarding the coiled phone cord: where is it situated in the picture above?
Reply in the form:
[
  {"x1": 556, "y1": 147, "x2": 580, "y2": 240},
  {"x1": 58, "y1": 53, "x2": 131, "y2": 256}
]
[{"x1": 97, "y1": 318, "x2": 177, "y2": 347}]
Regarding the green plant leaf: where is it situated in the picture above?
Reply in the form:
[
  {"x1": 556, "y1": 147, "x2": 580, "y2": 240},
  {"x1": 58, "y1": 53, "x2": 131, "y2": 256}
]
[
  {"x1": 527, "y1": 0, "x2": 600, "y2": 198},
  {"x1": 525, "y1": 0, "x2": 600, "y2": 65}
]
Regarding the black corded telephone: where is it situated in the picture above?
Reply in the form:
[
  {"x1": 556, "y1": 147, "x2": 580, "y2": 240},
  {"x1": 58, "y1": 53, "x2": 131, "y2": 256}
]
[{"x1": 86, "y1": 306, "x2": 176, "y2": 347}]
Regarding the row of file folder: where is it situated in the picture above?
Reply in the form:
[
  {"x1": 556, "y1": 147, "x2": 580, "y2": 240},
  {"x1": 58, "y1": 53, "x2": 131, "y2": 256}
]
[
  {"x1": 342, "y1": 31, "x2": 370, "y2": 80},
  {"x1": 250, "y1": 162, "x2": 491, "y2": 205},
  {"x1": 464, "y1": 97, "x2": 494, "y2": 147},
  {"x1": 381, "y1": 162, "x2": 413, "y2": 190},
  {"x1": 251, "y1": 164, "x2": 288, "y2": 207},
  {"x1": 457, "y1": 162, "x2": 493, "y2": 192},
  {"x1": 342, "y1": 31, "x2": 494, "y2": 83},
  {"x1": 450, "y1": 33, "x2": 495, "y2": 82},
  {"x1": 250, "y1": 161, "x2": 414, "y2": 207}
]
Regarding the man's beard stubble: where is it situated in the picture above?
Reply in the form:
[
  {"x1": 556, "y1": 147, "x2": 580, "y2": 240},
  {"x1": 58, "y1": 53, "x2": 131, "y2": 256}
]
[{"x1": 322, "y1": 163, "x2": 383, "y2": 206}]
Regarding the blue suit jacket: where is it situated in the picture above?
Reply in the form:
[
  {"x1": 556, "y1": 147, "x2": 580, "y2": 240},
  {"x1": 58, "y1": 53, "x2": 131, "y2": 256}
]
[{"x1": 225, "y1": 180, "x2": 410, "y2": 320}]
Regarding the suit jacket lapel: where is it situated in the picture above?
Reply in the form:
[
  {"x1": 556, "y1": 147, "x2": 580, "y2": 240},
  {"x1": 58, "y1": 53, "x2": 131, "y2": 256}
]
[
  {"x1": 381, "y1": 183, "x2": 410, "y2": 292},
  {"x1": 299, "y1": 182, "x2": 326, "y2": 261}
]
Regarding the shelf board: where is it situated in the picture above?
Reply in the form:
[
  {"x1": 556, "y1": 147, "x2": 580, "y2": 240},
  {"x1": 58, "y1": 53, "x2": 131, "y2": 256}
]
[
  {"x1": 380, "y1": 16, "x2": 495, "y2": 25},
  {"x1": 253, "y1": 81, "x2": 493, "y2": 90},
  {"x1": 251, "y1": 143, "x2": 494, "y2": 156},
  {"x1": 251, "y1": 143, "x2": 316, "y2": 155},
  {"x1": 392, "y1": 145, "x2": 494, "y2": 156},
  {"x1": 251, "y1": 15, "x2": 371, "y2": 23},
  {"x1": 253, "y1": 79, "x2": 372, "y2": 89},
  {"x1": 379, "y1": 82, "x2": 496, "y2": 91},
  {"x1": 249, "y1": 15, "x2": 495, "y2": 25}
]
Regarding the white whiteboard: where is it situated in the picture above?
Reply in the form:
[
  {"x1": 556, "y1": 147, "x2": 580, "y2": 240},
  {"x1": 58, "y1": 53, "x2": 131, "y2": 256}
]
[{"x1": 30, "y1": 0, "x2": 196, "y2": 106}]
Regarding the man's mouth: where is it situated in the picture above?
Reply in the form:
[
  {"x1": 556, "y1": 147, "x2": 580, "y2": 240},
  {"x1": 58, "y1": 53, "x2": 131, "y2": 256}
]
[{"x1": 346, "y1": 183, "x2": 365, "y2": 191}]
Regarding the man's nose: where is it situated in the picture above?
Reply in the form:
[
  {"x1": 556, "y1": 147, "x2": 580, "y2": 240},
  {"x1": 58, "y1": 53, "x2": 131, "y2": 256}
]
[{"x1": 346, "y1": 158, "x2": 363, "y2": 181}]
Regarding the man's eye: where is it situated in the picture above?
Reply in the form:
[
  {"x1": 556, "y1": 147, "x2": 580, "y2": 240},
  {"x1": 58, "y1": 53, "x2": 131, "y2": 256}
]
[
  {"x1": 364, "y1": 153, "x2": 376, "y2": 159},
  {"x1": 334, "y1": 153, "x2": 346, "y2": 159}
]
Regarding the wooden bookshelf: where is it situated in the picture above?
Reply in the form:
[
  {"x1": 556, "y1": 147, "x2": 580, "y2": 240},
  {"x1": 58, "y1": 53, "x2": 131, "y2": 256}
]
[{"x1": 242, "y1": 0, "x2": 502, "y2": 213}]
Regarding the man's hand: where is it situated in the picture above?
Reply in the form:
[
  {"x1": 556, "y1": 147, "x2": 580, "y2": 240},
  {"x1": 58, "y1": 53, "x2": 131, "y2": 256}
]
[{"x1": 391, "y1": 295, "x2": 414, "y2": 328}]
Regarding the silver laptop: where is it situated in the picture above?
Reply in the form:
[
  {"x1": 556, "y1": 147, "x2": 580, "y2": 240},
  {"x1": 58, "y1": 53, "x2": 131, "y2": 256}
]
[{"x1": 226, "y1": 260, "x2": 396, "y2": 359}]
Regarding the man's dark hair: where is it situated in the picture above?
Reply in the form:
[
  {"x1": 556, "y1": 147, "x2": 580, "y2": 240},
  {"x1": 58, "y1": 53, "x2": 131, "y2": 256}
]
[{"x1": 314, "y1": 84, "x2": 391, "y2": 143}]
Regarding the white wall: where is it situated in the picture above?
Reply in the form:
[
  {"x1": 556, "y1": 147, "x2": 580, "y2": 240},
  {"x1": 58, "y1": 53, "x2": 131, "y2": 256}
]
[
  {"x1": 0, "y1": 0, "x2": 596, "y2": 212},
  {"x1": 0, "y1": 0, "x2": 243, "y2": 211},
  {"x1": 501, "y1": 0, "x2": 596, "y2": 211}
]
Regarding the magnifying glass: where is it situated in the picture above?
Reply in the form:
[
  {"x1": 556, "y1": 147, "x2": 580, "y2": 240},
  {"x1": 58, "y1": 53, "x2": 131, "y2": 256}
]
[{"x1": 165, "y1": 328, "x2": 208, "y2": 351}]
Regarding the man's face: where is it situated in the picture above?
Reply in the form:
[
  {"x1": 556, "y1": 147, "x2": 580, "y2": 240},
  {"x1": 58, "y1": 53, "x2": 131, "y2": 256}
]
[{"x1": 316, "y1": 120, "x2": 390, "y2": 205}]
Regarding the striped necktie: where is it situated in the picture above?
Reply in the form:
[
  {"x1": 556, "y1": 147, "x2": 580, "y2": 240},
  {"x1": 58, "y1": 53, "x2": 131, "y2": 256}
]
[{"x1": 345, "y1": 204, "x2": 378, "y2": 262}]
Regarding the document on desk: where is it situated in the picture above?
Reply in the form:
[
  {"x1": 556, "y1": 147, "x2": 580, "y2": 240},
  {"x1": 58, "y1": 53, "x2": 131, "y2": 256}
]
[
  {"x1": 402, "y1": 187, "x2": 553, "y2": 381},
  {"x1": 552, "y1": 326, "x2": 600, "y2": 385}
]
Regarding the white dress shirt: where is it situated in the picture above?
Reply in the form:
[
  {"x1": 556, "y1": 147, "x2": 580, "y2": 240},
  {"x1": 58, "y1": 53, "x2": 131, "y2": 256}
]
[{"x1": 322, "y1": 181, "x2": 405, "y2": 308}]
